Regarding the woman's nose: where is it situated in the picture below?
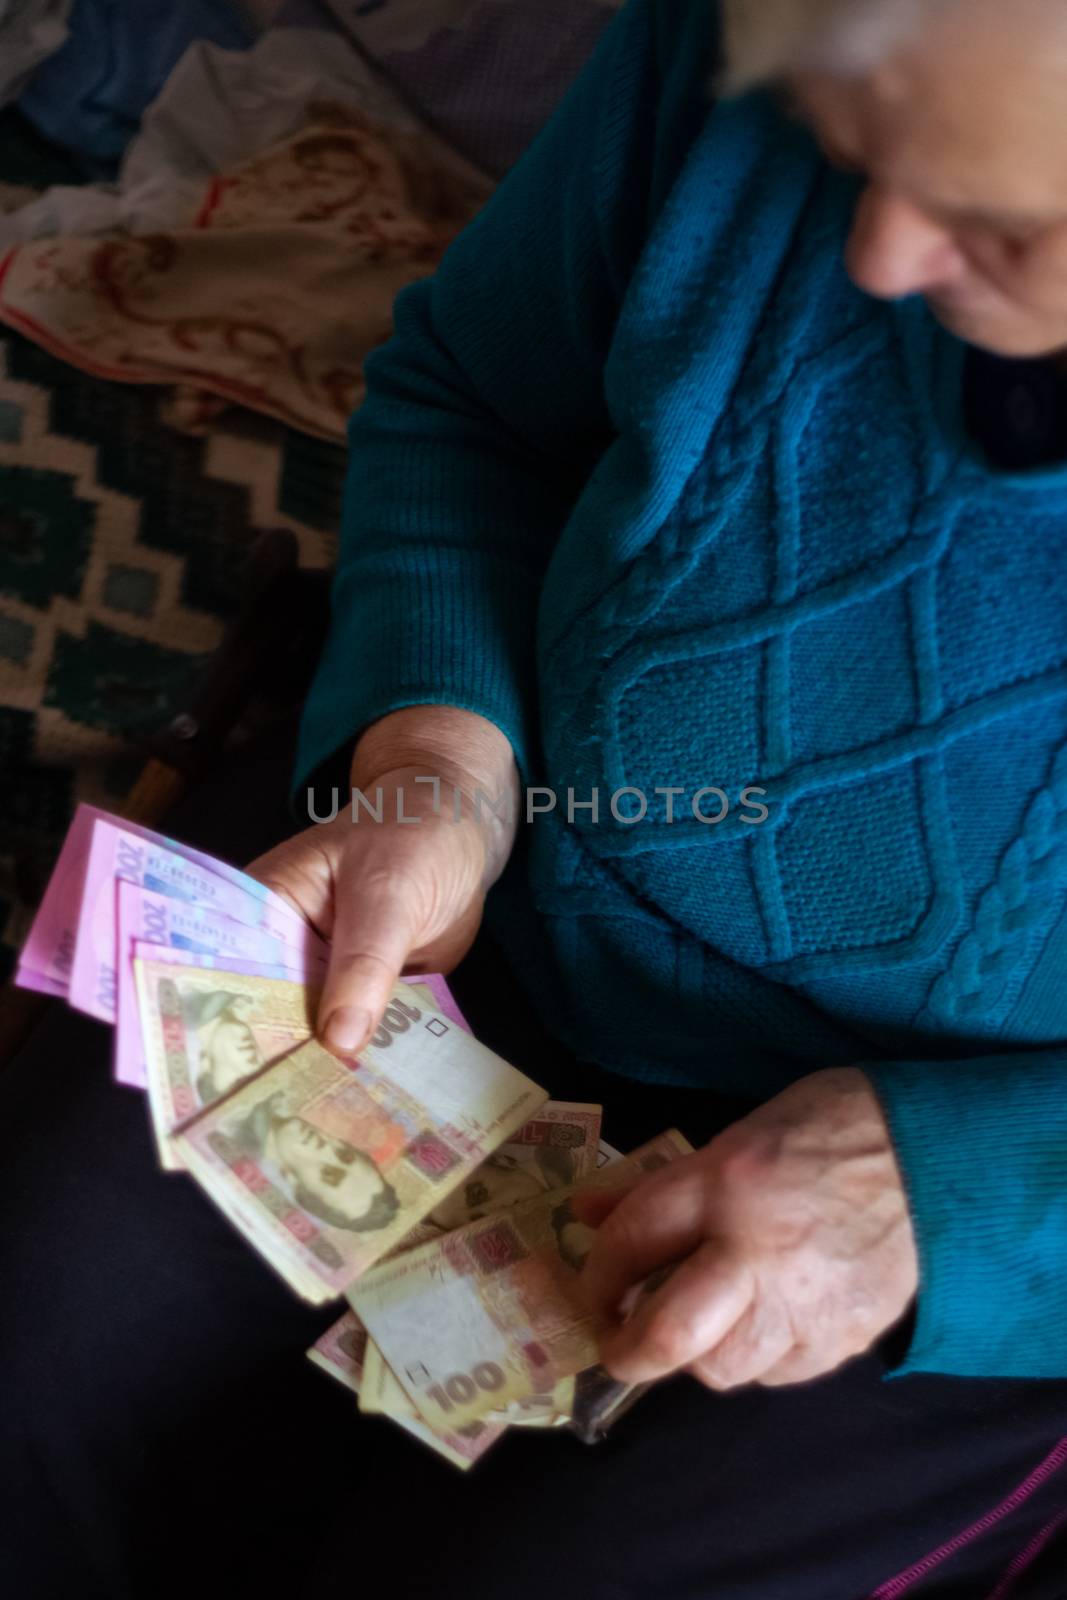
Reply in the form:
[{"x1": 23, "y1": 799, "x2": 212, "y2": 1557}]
[{"x1": 845, "y1": 184, "x2": 967, "y2": 300}]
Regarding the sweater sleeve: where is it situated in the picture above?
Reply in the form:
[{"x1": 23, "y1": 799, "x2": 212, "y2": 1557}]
[
  {"x1": 866, "y1": 1050, "x2": 1067, "y2": 1378},
  {"x1": 294, "y1": 0, "x2": 718, "y2": 791}
]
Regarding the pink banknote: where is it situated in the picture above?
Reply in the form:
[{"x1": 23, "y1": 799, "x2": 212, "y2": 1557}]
[
  {"x1": 17, "y1": 805, "x2": 300, "y2": 1000},
  {"x1": 68, "y1": 813, "x2": 313, "y2": 1023}
]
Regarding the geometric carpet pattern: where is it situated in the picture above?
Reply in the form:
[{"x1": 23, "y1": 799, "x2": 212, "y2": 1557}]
[{"x1": 0, "y1": 111, "x2": 344, "y2": 973}]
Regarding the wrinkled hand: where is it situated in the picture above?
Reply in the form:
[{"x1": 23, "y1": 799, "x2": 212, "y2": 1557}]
[
  {"x1": 577, "y1": 1068, "x2": 917, "y2": 1389},
  {"x1": 247, "y1": 707, "x2": 517, "y2": 1058}
]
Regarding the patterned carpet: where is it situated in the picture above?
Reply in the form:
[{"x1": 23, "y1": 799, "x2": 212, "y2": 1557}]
[{"x1": 0, "y1": 110, "x2": 344, "y2": 974}]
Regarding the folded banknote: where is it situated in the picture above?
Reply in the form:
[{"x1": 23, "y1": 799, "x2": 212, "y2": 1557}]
[
  {"x1": 354, "y1": 1100, "x2": 605, "y2": 1429},
  {"x1": 350, "y1": 1130, "x2": 692, "y2": 1432},
  {"x1": 136, "y1": 954, "x2": 321, "y2": 1169},
  {"x1": 145, "y1": 966, "x2": 548, "y2": 1301},
  {"x1": 308, "y1": 1310, "x2": 503, "y2": 1472}
]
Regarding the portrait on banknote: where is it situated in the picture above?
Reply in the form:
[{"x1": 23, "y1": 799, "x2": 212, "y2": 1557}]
[
  {"x1": 231, "y1": 1089, "x2": 402, "y2": 1233},
  {"x1": 136, "y1": 961, "x2": 317, "y2": 1142},
  {"x1": 180, "y1": 988, "x2": 267, "y2": 1105},
  {"x1": 423, "y1": 1141, "x2": 579, "y2": 1233}
]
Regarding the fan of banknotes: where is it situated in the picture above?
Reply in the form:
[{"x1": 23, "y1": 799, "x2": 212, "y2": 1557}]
[{"x1": 16, "y1": 805, "x2": 691, "y2": 1470}]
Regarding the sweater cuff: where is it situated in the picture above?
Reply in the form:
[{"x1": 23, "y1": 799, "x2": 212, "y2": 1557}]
[{"x1": 865, "y1": 1051, "x2": 1067, "y2": 1379}]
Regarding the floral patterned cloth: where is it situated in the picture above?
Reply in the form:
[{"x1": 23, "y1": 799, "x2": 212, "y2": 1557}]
[{"x1": 0, "y1": 106, "x2": 492, "y2": 440}]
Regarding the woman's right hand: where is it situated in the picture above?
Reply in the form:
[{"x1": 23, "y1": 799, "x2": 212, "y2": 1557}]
[{"x1": 247, "y1": 707, "x2": 519, "y2": 1057}]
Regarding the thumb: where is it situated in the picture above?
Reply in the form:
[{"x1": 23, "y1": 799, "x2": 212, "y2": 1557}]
[{"x1": 317, "y1": 862, "x2": 423, "y2": 1059}]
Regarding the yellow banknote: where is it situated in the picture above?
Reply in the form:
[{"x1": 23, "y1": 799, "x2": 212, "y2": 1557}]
[
  {"x1": 308, "y1": 1311, "x2": 503, "y2": 1471},
  {"x1": 359, "y1": 1101, "x2": 601, "y2": 1420},
  {"x1": 360, "y1": 1101, "x2": 602, "y2": 1430},
  {"x1": 172, "y1": 978, "x2": 547, "y2": 1302},
  {"x1": 307, "y1": 1310, "x2": 369, "y2": 1397},
  {"x1": 359, "y1": 1335, "x2": 418, "y2": 1418},
  {"x1": 350, "y1": 1129, "x2": 693, "y2": 1432},
  {"x1": 392, "y1": 1100, "x2": 602, "y2": 1251},
  {"x1": 135, "y1": 957, "x2": 318, "y2": 1170}
]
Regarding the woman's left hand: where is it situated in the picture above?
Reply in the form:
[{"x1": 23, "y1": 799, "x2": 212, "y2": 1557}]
[{"x1": 576, "y1": 1067, "x2": 918, "y2": 1389}]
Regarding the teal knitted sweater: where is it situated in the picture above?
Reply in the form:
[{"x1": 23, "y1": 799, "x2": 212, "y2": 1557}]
[{"x1": 298, "y1": 0, "x2": 1067, "y2": 1380}]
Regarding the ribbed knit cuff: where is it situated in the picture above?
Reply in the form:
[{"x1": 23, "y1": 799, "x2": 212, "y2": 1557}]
[{"x1": 866, "y1": 1052, "x2": 1067, "y2": 1379}]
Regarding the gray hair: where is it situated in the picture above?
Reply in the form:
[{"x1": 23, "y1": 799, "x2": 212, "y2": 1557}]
[{"x1": 720, "y1": 0, "x2": 938, "y2": 93}]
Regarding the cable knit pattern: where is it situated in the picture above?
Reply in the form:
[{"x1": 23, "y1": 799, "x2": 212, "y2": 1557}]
[
  {"x1": 923, "y1": 742, "x2": 1067, "y2": 1023},
  {"x1": 298, "y1": 0, "x2": 1067, "y2": 1378}
]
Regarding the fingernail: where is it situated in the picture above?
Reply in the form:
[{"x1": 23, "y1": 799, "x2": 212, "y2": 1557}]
[
  {"x1": 618, "y1": 1284, "x2": 643, "y2": 1320},
  {"x1": 323, "y1": 1006, "x2": 370, "y2": 1056}
]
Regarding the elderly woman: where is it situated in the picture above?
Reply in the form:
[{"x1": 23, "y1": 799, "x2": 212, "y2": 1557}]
[{"x1": 3, "y1": 1, "x2": 1067, "y2": 1596}]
